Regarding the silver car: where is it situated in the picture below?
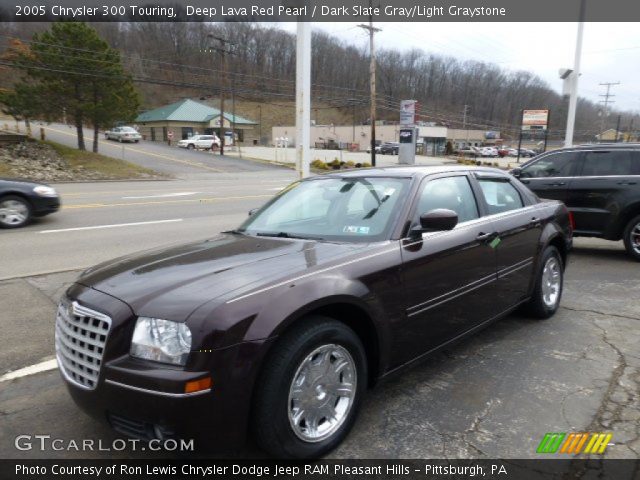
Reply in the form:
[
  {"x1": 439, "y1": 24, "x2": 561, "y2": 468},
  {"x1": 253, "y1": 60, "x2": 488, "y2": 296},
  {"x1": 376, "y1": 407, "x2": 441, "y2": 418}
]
[{"x1": 105, "y1": 126, "x2": 142, "y2": 143}]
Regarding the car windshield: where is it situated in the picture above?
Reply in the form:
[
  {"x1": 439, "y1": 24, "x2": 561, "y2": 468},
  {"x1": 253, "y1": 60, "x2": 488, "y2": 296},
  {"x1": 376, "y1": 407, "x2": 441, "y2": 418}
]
[
  {"x1": 121, "y1": 127, "x2": 136, "y2": 132},
  {"x1": 237, "y1": 176, "x2": 411, "y2": 242}
]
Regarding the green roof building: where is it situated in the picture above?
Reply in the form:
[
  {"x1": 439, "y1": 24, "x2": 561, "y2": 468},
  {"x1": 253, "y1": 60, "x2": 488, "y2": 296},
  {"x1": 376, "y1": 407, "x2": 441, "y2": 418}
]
[{"x1": 135, "y1": 99, "x2": 258, "y2": 143}]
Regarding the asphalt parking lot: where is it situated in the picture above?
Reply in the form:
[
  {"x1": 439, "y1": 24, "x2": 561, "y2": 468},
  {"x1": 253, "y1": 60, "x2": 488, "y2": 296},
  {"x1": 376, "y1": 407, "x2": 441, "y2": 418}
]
[
  {"x1": 0, "y1": 172, "x2": 638, "y2": 459},
  {"x1": 0, "y1": 134, "x2": 638, "y2": 459}
]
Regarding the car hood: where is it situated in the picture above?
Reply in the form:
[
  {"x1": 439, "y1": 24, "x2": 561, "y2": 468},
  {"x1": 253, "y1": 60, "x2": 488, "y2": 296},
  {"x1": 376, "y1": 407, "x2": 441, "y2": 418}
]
[{"x1": 77, "y1": 233, "x2": 367, "y2": 321}]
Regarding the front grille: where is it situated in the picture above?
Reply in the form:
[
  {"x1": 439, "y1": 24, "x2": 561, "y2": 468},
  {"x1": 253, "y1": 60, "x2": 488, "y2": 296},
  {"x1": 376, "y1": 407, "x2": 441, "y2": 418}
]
[{"x1": 55, "y1": 299, "x2": 111, "y2": 390}]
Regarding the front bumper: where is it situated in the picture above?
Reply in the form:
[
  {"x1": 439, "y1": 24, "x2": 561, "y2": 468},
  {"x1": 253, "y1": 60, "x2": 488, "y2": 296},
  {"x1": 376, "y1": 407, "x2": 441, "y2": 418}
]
[
  {"x1": 58, "y1": 283, "x2": 274, "y2": 449},
  {"x1": 32, "y1": 196, "x2": 60, "y2": 217}
]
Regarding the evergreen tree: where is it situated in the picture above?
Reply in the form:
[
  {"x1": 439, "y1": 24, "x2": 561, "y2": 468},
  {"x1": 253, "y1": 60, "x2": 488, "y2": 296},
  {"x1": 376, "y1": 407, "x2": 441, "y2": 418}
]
[{"x1": 4, "y1": 22, "x2": 139, "y2": 152}]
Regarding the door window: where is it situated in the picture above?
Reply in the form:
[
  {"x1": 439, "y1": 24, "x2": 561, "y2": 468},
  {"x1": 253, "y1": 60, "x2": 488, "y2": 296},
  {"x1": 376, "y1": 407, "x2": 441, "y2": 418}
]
[
  {"x1": 478, "y1": 180, "x2": 524, "y2": 215},
  {"x1": 415, "y1": 176, "x2": 479, "y2": 224},
  {"x1": 581, "y1": 151, "x2": 634, "y2": 176},
  {"x1": 520, "y1": 152, "x2": 579, "y2": 178}
]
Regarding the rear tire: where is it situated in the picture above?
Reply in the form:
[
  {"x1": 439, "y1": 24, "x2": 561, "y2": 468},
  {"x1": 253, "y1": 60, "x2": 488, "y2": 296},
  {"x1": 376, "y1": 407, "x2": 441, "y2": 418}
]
[
  {"x1": 253, "y1": 316, "x2": 367, "y2": 458},
  {"x1": 623, "y1": 214, "x2": 640, "y2": 262},
  {"x1": 522, "y1": 246, "x2": 563, "y2": 319},
  {"x1": 0, "y1": 195, "x2": 33, "y2": 229}
]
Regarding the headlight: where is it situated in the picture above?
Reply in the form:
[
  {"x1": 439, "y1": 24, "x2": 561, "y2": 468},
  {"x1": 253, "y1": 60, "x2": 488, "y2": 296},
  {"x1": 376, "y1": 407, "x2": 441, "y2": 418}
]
[
  {"x1": 130, "y1": 317, "x2": 192, "y2": 366},
  {"x1": 33, "y1": 185, "x2": 58, "y2": 197}
]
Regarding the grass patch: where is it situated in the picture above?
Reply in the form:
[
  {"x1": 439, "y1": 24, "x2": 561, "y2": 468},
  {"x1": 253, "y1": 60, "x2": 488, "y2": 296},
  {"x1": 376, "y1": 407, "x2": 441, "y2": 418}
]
[{"x1": 43, "y1": 140, "x2": 162, "y2": 179}]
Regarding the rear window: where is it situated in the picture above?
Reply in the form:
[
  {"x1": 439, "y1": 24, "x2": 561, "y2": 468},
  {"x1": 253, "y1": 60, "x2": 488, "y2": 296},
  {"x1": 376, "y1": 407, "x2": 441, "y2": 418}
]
[{"x1": 581, "y1": 151, "x2": 634, "y2": 176}]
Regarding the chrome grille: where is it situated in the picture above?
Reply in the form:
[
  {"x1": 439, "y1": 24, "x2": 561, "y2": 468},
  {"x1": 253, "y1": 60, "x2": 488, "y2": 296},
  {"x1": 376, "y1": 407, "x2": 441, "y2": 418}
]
[{"x1": 55, "y1": 299, "x2": 112, "y2": 390}]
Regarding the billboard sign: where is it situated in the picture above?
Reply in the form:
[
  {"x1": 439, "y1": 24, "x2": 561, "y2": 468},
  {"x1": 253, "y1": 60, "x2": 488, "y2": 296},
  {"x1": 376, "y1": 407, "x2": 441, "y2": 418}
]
[
  {"x1": 400, "y1": 100, "x2": 417, "y2": 126},
  {"x1": 522, "y1": 109, "x2": 549, "y2": 129}
]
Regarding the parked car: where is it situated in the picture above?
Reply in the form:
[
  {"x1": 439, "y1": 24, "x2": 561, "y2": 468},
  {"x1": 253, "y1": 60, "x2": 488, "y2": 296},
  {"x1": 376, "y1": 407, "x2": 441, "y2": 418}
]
[
  {"x1": 479, "y1": 146, "x2": 498, "y2": 157},
  {"x1": 0, "y1": 178, "x2": 60, "y2": 228},
  {"x1": 457, "y1": 147, "x2": 479, "y2": 157},
  {"x1": 365, "y1": 144, "x2": 382, "y2": 154},
  {"x1": 518, "y1": 148, "x2": 537, "y2": 158},
  {"x1": 380, "y1": 142, "x2": 400, "y2": 155},
  {"x1": 56, "y1": 166, "x2": 571, "y2": 458},
  {"x1": 104, "y1": 126, "x2": 141, "y2": 143},
  {"x1": 177, "y1": 134, "x2": 221, "y2": 150},
  {"x1": 511, "y1": 143, "x2": 640, "y2": 260}
]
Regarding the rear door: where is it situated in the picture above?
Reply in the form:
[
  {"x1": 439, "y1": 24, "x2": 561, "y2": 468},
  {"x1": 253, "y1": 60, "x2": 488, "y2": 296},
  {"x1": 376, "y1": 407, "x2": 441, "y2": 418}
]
[
  {"x1": 397, "y1": 173, "x2": 498, "y2": 365},
  {"x1": 567, "y1": 149, "x2": 636, "y2": 236},
  {"x1": 473, "y1": 173, "x2": 541, "y2": 311},
  {"x1": 518, "y1": 150, "x2": 581, "y2": 203}
]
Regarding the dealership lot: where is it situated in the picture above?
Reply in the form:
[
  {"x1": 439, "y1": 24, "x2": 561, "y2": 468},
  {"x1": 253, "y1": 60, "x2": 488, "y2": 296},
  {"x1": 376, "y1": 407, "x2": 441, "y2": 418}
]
[{"x1": 0, "y1": 174, "x2": 638, "y2": 459}]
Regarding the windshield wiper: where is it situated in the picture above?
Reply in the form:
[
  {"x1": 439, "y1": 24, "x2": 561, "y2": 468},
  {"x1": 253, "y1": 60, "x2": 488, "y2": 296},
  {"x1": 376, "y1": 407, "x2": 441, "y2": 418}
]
[{"x1": 256, "y1": 231, "x2": 322, "y2": 240}]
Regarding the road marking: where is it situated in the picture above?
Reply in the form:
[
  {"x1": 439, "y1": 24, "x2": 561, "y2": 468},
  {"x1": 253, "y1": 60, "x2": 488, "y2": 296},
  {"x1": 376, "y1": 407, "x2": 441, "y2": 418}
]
[
  {"x1": 0, "y1": 358, "x2": 57, "y2": 382},
  {"x1": 122, "y1": 192, "x2": 199, "y2": 199},
  {"x1": 62, "y1": 194, "x2": 272, "y2": 210},
  {"x1": 38, "y1": 218, "x2": 183, "y2": 234},
  {"x1": 41, "y1": 125, "x2": 224, "y2": 172}
]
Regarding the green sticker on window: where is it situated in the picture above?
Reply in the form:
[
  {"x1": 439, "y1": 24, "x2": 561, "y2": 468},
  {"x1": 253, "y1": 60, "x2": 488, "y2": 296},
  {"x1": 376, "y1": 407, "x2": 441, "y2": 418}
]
[{"x1": 489, "y1": 236, "x2": 501, "y2": 249}]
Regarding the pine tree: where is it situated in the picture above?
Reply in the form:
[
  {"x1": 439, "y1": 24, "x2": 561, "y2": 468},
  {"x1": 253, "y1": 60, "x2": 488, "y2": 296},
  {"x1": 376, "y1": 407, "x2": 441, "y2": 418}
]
[{"x1": 5, "y1": 22, "x2": 139, "y2": 152}]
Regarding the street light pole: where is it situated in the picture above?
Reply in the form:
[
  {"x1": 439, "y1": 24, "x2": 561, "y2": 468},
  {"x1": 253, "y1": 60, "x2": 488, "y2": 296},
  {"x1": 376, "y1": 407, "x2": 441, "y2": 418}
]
[
  {"x1": 295, "y1": 22, "x2": 311, "y2": 179},
  {"x1": 564, "y1": 0, "x2": 586, "y2": 148}
]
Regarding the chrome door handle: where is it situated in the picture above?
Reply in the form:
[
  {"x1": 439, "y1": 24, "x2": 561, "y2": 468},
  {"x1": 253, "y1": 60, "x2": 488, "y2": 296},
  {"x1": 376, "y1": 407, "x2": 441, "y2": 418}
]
[{"x1": 477, "y1": 232, "x2": 496, "y2": 242}]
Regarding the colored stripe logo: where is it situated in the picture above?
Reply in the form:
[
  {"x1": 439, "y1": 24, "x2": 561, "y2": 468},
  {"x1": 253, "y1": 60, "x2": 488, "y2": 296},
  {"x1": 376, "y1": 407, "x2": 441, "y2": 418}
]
[{"x1": 537, "y1": 433, "x2": 612, "y2": 454}]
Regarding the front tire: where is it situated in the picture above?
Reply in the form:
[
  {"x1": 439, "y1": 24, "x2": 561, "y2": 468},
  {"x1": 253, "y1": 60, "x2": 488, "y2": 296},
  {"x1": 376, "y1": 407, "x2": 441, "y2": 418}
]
[
  {"x1": 253, "y1": 317, "x2": 367, "y2": 458},
  {"x1": 0, "y1": 195, "x2": 33, "y2": 229},
  {"x1": 523, "y1": 246, "x2": 563, "y2": 319},
  {"x1": 187, "y1": 144, "x2": 195, "y2": 150},
  {"x1": 623, "y1": 215, "x2": 640, "y2": 261}
]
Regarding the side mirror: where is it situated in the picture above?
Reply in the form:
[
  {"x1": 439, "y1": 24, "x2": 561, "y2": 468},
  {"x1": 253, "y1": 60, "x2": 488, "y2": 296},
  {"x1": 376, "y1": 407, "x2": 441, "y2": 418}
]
[
  {"x1": 411, "y1": 209, "x2": 458, "y2": 236},
  {"x1": 248, "y1": 208, "x2": 259, "y2": 216},
  {"x1": 511, "y1": 167, "x2": 522, "y2": 178}
]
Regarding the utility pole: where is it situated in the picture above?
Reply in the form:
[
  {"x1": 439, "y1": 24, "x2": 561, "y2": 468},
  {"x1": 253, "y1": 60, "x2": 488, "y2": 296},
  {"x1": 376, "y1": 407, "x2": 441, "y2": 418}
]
[
  {"x1": 359, "y1": 11, "x2": 381, "y2": 167},
  {"x1": 462, "y1": 104, "x2": 471, "y2": 145},
  {"x1": 206, "y1": 33, "x2": 235, "y2": 156},
  {"x1": 564, "y1": 0, "x2": 586, "y2": 148},
  {"x1": 599, "y1": 81, "x2": 620, "y2": 136},
  {"x1": 615, "y1": 114, "x2": 622, "y2": 143}
]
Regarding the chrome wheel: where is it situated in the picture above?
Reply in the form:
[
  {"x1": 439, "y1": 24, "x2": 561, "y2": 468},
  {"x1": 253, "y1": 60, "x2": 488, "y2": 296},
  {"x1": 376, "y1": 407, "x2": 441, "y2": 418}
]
[
  {"x1": 630, "y1": 222, "x2": 640, "y2": 255},
  {"x1": 0, "y1": 199, "x2": 29, "y2": 227},
  {"x1": 288, "y1": 344, "x2": 356, "y2": 443},
  {"x1": 541, "y1": 257, "x2": 561, "y2": 308}
]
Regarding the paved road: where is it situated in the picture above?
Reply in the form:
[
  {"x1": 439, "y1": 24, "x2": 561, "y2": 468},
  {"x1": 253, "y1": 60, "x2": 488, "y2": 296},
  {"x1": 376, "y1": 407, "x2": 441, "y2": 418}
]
[
  {"x1": 38, "y1": 123, "x2": 285, "y2": 178},
  {"x1": 0, "y1": 231, "x2": 638, "y2": 459},
  {"x1": 0, "y1": 173, "x2": 298, "y2": 279}
]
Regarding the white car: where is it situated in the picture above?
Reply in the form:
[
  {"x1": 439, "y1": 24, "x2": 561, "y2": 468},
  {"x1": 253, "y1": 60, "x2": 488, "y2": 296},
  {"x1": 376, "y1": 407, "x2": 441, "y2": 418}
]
[
  {"x1": 479, "y1": 147, "x2": 498, "y2": 157},
  {"x1": 105, "y1": 126, "x2": 141, "y2": 143},
  {"x1": 177, "y1": 135, "x2": 221, "y2": 150}
]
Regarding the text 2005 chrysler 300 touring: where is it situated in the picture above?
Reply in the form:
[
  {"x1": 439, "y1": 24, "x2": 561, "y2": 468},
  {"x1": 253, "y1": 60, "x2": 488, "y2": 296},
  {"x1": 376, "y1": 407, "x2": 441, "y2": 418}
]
[{"x1": 55, "y1": 166, "x2": 572, "y2": 458}]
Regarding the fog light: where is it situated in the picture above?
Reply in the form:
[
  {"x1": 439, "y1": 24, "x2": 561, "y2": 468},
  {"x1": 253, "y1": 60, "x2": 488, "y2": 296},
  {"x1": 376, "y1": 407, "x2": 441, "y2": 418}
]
[{"x1": 184, "y1": 377, "x2": 212, "y2": 393}]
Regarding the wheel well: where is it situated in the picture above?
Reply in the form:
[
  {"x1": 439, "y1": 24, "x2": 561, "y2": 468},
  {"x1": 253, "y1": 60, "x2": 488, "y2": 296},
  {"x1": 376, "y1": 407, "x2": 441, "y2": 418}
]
[
  {"x1": 615, "y1": 207, "x2": 640, "y2": 239},
  {"x1": 0, "y1": 191, "x2": 32, "y2": 207},
  {"x1": 300, "y1": 303, "x2": 380, "y2": 387},
  {"x1": 548, "y1": 235, "x2": 567, "y2": 268}
]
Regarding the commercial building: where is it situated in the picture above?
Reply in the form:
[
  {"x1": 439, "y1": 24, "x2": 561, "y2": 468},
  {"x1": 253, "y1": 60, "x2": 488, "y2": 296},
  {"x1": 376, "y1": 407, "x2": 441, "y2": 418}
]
[
  {"x1": 135, "y1": 99, "x2": 258, "y2": 144},
  {"x1": 272, "y1": 124, "x2": 499, "y2": 155}
]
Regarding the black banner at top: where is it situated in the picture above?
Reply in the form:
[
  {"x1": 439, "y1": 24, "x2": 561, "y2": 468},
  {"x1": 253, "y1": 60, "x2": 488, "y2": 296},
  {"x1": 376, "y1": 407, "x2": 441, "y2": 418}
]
[{"x1": 1, "y1": 0, "x2": 640, "y2": 22}]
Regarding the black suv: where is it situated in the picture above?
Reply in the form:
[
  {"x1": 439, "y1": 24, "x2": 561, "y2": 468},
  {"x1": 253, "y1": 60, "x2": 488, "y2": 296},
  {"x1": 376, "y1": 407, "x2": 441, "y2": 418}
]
[{"x1": 512, "y1": 144, "x2": 640, "y2": 260}]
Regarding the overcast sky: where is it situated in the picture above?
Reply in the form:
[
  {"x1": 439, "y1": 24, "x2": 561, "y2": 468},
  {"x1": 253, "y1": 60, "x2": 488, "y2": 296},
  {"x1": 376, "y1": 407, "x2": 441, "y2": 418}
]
[{"x1": 281, "y1": 22, "x2": 640, "y2": 113}]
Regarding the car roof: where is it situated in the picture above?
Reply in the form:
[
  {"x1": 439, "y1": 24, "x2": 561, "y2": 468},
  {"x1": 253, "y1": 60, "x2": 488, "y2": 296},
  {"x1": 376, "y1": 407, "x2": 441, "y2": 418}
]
[
  {"x1": 309, "y1": 165, "x2": 509, "y2": 179},
  {"x1": 563, "y1": 143, "x2": 640, "y2": 151}
]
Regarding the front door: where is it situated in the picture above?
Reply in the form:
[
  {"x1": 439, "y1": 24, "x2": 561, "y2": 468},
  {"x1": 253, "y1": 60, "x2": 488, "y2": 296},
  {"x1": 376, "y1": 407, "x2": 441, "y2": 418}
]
[
  {"x1": 518, "y1": 150, "x2": 581, "y2": 203},
  {"x1": 396, "y1": 174, "x2": 498, "y2": 366}
]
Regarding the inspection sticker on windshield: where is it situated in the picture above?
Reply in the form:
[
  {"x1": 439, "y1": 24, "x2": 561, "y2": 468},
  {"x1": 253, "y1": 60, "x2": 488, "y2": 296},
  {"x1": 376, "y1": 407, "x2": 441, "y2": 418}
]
[{"x1": 343, "y1": 226, "x2": 370, "y2": 234}]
